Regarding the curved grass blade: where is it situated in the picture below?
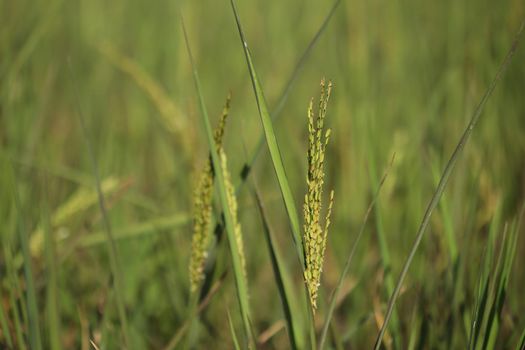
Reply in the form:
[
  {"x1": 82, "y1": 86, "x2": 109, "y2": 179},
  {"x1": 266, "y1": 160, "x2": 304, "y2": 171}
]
[
  {"x1": 96, "y1": 42, "x2": 187, "y2": 135},
  {"x1": 163, "y1": 272, "x2": 226, "y2": 350},
  {"x1": 517, "y1": 325, "x2": 525, "y2": 350},
  {"x1": 1, "y1": 232, "x2": 27, "y2": 349},
  {"x1": 481, "y1": 206, "x2": 523, "y2": 349},
  {"x1": 466, "y1": 203, "x2": 501, "y2": 349},
  {"x1": 230, "y1": 2, "x2": 326, "y2": 347},
  {"x1": 319, "y1": 154, "x2": 395, "y2": 349},
  {"x1": 96, "y1": 41, "x2": 193, "y2": 161},
  {"x1": 181, "y1": 18, "x2": 255, "y2": 348},
  {"x1": 239, "y1": 0, "x2": 342, "y2": 183},
  {"x1": 253, "y1": 188, "x2": 301, "y2": 349},
  {"x1": 182, "y1": 293, "x2": 199, "y2": 350},
  {"x1": 228, "y1": 311, "x2": 242, "y2": 350},
  {"x1": 67, "y1": 61, "x2": 131, "y2": 348},
  {"x1": 368, "y1": 156, "x2": 402, "y2": 349},
  {"x1": 374, "y1": 20, "x2": 525, "y2": 350},
  {"x1": 78, "y1": 214, "x2": 189, "y2": 248},
  {"x1": 42, "y1": 197, "x2": 62, "y2": 350},
  {"x1": 7, "y1": 159, "x2": 43, "y2": 350},
  {"x1": 27, "y1": 176, "x2": 122, "y2": 259},
  {"x1": 230, "y1": 0, "x2": 304, "y2": 270}
]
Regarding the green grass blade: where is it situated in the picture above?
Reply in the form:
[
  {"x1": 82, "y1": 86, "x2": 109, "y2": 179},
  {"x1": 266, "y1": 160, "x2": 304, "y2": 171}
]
[
  {"x1": 469, "y1": 263, "x2": 492, "y2": 350},
  {"x1": 228, "y1": 311, "x2": 242, "y2": 350},
  {"x1": 368, "y1": 155, "x2": 402, "y2": 349},
  {"x1": 8, "y1": 286, "x2": 27, "y2": 350},
  {"x1": 2, "y1": 238, "x2": 26, "y2": 350},
  {"x1": 230, "y1": 0, "x2": 305, "y2": 270},
  {"x1": 163, "y1": 273, "x2": 226, "y2": 350},
  {"x1": 67, "y1": 62, "x2": 131, "y2": 348},
  {"x1": 430, "y1": 154, "x2": 458, "y2": 263},
  {"x1": 240, "y1": 0, "x2": 341, "y2": 183},
  {"x1": 0, "y1": 283, "x2": 13, "y2": 348},
  {"x1": 181, "y1": 18, "x2": 255, "y2": 348},
  {"x1": 467, "y1": 205, "x2": 501, "y2": 350},
  {"x1": 182, "y1": 293, "x2": 199, "y2": 350},
  {"x1": 407, "y1": 304, "x2": 421, "y2": 350},
  {"x1": 374, "y1": 20, "x2": 525, "y2": 350},
  {"x1": 517, "y1": 325, "x2": 525, "y2": 350},
  {"x1": 7, "y1": 160, "x2": 43, "y2": 350},
  {"x1": 253, "y1": 188, "x2": 301, "y2": 350},
  {"x1": 42, "y1": 198, "x2": 62, "y2": 350},
  {"x1": 319, "y1": 154, "x2": 394, "y2": 349},
  {"x1": 0, "y1": 175, "x2": 15, "y2": 348},
  {"x1": 482, "y1": 207, "x2": 523, "y2": 349},
  {"x1": 201, "y1": 0, "x2": 339, "y2": 284}
]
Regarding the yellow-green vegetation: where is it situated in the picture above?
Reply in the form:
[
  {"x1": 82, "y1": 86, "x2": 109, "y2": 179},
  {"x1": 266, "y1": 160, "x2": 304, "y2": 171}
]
[
  {"x1": 1, "y1": 0, "x2": 525, "y2": 349},
  {"x1": 220, "y1": 147, "x2": 247, "y2": 282},
  {"x1": 303, "y1": 79, "x2": 335, "y2": 311}
]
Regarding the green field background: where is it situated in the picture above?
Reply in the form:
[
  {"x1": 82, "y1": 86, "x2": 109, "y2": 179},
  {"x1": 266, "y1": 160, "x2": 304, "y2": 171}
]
[{"x1": 1, "y1": 0, "x2": 525, "y2": 348}]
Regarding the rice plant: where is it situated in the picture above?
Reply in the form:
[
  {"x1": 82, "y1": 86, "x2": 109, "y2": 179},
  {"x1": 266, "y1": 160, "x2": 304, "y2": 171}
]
[{"x1": 1, "y1": 1, "x2": 525, "y2": 349}]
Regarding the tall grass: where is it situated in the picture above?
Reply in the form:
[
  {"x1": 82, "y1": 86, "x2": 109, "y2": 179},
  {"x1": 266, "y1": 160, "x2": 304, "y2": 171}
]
[
  {"x1": 1, "y1": 1, "x2": 525, "y2": 349},
  {"x1": 68, "y1": 62, "x2": 131, "y2": 348},
  {"x1": 374, "y1": 20, "x2": 525, "y2": 350},
  {"x1": 182, "y1": 18, "x2": 255, "y2": 348}
]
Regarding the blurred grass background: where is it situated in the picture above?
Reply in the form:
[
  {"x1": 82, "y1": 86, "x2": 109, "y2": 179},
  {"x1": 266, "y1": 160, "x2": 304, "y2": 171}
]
[{"x1": 1, "y1": 0, "x2": 525, "y2": 348}]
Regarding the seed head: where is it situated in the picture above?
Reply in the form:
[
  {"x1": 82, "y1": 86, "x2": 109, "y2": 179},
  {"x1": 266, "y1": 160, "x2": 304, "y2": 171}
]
[
  {"x1": 220, "y1": 148, "x2": 247, "y2": 282},
  {"x1": 303, "y1": 79, "x2": 334, "y2": 311},
  {"x1": 189, "y1": 94, "x2": 231, "y2": 293}
]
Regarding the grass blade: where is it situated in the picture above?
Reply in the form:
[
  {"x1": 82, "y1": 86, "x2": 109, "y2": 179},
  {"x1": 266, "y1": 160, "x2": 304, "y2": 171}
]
[
  {"x1": 0, "y1": 291, "x2": 12, "y2": 348},
  {"x1": 430, "y1": 155, "x2": 458, "y2": 263},
  {"x1": 77, "y1": 213, "x2": 189, "y2": 248},
  {"x1": 253, "y1": 187, "x2": 302, "y2": 349},
  {"x1": 481, "y1": 206, "x2": 523, "y2": 349},
  {"x1": 7, "y1": 159, "x2": 43, "y2": 350},
  {"x1": 68, "y1": 62, "x2": 131, "y2": 348},
  {"x1": 42, "y1": 196, "x2": 62, "y2": 350},
  {"x1": 96, "y1": 41, "x2": 193, "y2": 160},
  {"x1": 230, "y1": 0, "x2": 305, "y2": 271},
  {"x1": 319, "y1": 154, "x2": 395, "y2": 349},
  {"x1": 2, "y1": 235, "x2": 27, "y2": 350},
  {"x1": 373, "y1": 20, "x2": 525, "y2": 350},
  {"x1": 230, "y1": 4, "x2": 329, "y2": 347},
  {"x1": 163, "y1": 273, "x2": 226, "y2": 350},
  {"x1": 197, "y1": 1, "x2": 339, "y2": 285},
  {"x1": 467, "y1": 204, "x2": 502, "y2": 349},
  {"x1": 368, "y1": 155, "x2": 402, "y2": 349},
  {"x1": 228, "y1": 311, "x2": 242, "y2": 350},
  {"x1": 181, "y1": 18, "x2": 254, "y2": 348},
  {"x1": 0, "y1": 242, "x2": 14, "y2": 349},
  {"x1": 96, "y1": 42, "x2": 187, "y2": 135},
  {"x1": 27, "y1": 176, "x2": 122, "y2": 259},
  {"x1": 239, "y1": 0, "x2": 342, "y2": 183},
  {"x1": 230, "y1": 5, "x2": 344, "y2": 348},
  {"x1": 517, "y1": 325, "x2": 525, "y2": 350}
]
